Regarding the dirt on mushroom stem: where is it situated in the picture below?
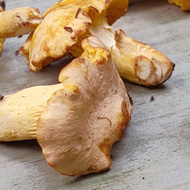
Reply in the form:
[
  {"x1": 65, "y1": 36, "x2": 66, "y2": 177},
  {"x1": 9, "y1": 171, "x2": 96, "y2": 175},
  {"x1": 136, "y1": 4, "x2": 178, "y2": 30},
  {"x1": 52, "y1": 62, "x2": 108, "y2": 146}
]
[{"x1": 17, "y1": 0, "x2": 174, "y2": 86}]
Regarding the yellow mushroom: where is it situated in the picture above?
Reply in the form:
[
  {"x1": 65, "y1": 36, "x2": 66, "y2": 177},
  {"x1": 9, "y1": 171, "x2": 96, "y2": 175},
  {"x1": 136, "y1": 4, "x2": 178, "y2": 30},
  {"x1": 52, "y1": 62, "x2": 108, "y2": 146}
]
[
  {"x1": 0, "y1": 7, "x2": 42, "y2": 38},
  {"x1": 168, "y1": 0, "x2": 190, "y2": 11},
  {"x1": 19, "y1": 0, "x2": 174, "y2": 86}
]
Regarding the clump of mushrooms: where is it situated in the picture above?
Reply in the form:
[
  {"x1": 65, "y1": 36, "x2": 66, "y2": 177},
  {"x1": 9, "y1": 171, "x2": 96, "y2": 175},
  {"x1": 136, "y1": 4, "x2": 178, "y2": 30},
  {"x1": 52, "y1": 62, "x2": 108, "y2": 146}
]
[
  {"x1": 0, "y1": 36, "x2": 132, "y2": 175},
  {"x1": 19, "y1": 0, "x2": 174, "y2": 86},
  {"x1": 19, "y1": 0, "x2": 128, "y2": 71}
]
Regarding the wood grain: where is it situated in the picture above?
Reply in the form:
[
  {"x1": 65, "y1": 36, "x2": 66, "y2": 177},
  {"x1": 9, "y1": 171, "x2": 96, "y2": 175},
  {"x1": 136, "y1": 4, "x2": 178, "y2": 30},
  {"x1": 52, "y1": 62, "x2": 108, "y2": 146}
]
[{"x1": 0, "y1": 0, "x2": 190, "y2": 189}]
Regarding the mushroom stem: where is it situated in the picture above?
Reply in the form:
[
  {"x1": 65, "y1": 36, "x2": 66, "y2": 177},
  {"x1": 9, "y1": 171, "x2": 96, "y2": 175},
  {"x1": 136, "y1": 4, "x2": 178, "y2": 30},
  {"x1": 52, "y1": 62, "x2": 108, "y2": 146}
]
[{"x1": 0, "y1": 83, "x2": 63, "y2": 141}]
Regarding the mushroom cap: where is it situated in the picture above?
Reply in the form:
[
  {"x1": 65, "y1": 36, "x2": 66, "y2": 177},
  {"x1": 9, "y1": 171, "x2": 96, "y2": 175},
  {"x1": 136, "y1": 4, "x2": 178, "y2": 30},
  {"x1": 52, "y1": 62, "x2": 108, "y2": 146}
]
[
  {"x1": 37, "y1": 36, "x2": 132, "y2": 176},
  {"x1": 22, "y1": 0, "x2": 129, "y2": 71},
  {"x1": 0, "y1": 7, "x2": 42, "y2": 38},
  {"x1": 28, "y1": 6, "x2": 91, "y2": 71}
]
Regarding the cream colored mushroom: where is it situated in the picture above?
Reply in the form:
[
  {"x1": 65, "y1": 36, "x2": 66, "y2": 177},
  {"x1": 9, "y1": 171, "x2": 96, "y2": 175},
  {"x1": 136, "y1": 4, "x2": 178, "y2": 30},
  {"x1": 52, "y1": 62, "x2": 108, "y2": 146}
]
[
  {"x1": 0, "y1": 6, "x2": 42, "y2": 38},
  {"x1": 0, "y1": 84, "x2": 63, "y2": 141},
  {"x1": 37, "y1": 36, "x2": 132, "y2": 176}
]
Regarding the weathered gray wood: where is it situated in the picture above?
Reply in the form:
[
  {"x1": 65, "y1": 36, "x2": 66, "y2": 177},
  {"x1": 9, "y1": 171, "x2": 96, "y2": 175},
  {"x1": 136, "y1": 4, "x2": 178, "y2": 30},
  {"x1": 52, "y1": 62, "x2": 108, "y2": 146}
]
[{"x1": 0, "y1": 0, "x2": 190, "y2": 189}]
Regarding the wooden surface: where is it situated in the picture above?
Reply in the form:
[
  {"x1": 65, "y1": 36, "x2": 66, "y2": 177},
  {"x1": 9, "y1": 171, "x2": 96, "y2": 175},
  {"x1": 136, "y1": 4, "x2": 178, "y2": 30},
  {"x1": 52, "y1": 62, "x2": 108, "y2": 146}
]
[{"x1": 0, "y1": 0, "x2": 190, "y2": 189}]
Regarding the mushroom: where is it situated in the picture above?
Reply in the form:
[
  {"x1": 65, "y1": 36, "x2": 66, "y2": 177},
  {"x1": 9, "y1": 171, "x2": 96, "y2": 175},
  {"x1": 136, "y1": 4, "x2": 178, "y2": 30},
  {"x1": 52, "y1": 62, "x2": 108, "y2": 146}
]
[
  {"x1": 0, "y1": 36, "x2": 132, "y2": 176},
  {"x1": 107, "y1": 29, "x2": 175, "y2": 86},
  {"x1": 21, "y1": 5, "x2": 92, "y2": 71},
  {"x1": 0, "y1": 7, "x2": 42, "y2": 39},
  {"x1": 18, "y1": 0, "x2": 128, "y2": 71},
  {"x1": 37, "y1": 36, "x2": 132, "y2": 176},
  {"x1": 0, "y1": 0, "x2": 5, "y2": 54},
  {"x1": 19, "y1": 0, "x2": 128, "y2": 71}
]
